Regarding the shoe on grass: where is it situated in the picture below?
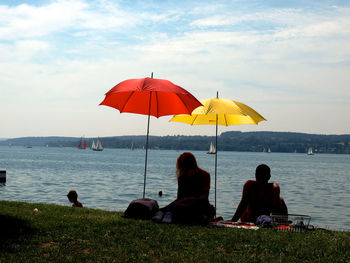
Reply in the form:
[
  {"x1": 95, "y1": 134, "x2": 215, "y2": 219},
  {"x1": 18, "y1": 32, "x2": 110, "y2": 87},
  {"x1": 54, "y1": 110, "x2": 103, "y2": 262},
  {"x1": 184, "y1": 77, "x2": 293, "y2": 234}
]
[
  {"x1": 162, "y1": 212, "x2": 173, "y2": 224},
  {"x1": 152, "y1": 211, "x2": 164, "y2": 222}
]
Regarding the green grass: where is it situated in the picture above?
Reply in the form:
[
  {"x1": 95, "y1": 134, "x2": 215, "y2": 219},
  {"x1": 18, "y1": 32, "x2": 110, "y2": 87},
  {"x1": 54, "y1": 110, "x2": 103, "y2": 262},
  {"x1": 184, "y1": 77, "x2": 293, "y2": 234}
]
[{"x1": 1, "y1": 200, "x2": 349, "y2": 262}]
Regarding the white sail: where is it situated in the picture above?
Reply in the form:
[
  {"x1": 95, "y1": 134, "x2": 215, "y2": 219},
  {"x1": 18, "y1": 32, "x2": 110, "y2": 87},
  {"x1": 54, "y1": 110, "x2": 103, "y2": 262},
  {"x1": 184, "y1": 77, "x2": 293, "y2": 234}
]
[
  {"x1": 91, "y1": 140, "x2": 96, "y2": 150},
  {"x1": 94, "y1": 137, "x2": 103, "y2": 151},
  {"x1": 207, "y1": 142, "x2": 216, "y2": 154},
  {"x1": 307, "y1": 147, "x2": 313, "y2": 155}
]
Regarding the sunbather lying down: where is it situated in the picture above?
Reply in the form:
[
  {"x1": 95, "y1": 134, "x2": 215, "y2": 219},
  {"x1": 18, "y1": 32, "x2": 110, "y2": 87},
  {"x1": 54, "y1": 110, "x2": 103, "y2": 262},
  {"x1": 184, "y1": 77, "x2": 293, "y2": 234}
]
[{"x1": 231, "y1": 164, "x2": 288, "y2": 224}]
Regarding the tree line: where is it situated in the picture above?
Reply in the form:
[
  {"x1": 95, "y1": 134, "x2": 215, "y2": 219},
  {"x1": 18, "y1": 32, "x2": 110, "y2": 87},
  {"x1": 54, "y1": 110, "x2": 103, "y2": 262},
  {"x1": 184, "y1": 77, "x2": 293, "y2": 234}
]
[{"x1": 2, "y1": 131, "x2": 350, "y2": 154}]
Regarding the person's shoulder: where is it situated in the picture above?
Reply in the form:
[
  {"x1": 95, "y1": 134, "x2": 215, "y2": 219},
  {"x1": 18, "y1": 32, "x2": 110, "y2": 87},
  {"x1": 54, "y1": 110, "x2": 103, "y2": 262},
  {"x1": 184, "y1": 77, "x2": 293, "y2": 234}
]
[
  {"x1": 243, "y1": 180, "x2": 257, "y2": 190},
  {"x1": 269, "y1": 182, "x2": 280, "y2": 188},
  {"x1": 198, "y1": 168, "x2": 210, "y2": 177},
  {"x1": 73, "y1": 201, "x2": 83, "y2": 207}
]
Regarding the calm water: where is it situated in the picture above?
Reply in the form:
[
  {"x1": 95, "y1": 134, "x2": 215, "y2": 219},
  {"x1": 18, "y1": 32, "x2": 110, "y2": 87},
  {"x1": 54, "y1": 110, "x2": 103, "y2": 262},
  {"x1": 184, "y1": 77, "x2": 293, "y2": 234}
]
[{"x1": 0, "y1": 146, "x2": 349, "y2": 230}]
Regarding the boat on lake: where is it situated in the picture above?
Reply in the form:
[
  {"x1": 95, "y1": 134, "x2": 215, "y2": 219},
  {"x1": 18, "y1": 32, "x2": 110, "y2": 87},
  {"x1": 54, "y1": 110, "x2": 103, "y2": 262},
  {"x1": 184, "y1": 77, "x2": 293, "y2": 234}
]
[
  {"x1": 78, "y1": 137, "x2": 87, "y2": 149},
  {"x1": 91, "y1": 137, "x2": 103, "y2": 151},
  {"x1": 307, "y1": 147, "x2": 313, "y2": 155},
  {"x1": 207, "y1": 142, "x2": 216, "y2": 154}
]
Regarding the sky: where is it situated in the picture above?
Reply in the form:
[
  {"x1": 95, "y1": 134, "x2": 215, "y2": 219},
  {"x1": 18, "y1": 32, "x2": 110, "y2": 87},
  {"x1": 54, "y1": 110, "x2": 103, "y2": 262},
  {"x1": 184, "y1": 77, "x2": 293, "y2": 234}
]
[{"x1": 1, "y1": 0, "x2": 349, "y2": 138}]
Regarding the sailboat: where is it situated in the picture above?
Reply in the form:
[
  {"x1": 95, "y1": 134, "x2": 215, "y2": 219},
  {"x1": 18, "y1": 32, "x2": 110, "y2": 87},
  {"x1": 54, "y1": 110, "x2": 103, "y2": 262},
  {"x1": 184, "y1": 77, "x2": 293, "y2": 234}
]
[
  {"x1": 92, "y1": 137, "x2": 103, "y2": 151},
  {"x1": 91, "y1": 140, "x2": 96, "y2": 150},
  {"x1": 207, "y1": 142, "x2": 216, "y2": 154},
  {"x1": 78, "y1": 137, "x2": 87, "y2": 149},
  {"x1": 307, "y1": 147, "x2": 313, "y2": 155}
]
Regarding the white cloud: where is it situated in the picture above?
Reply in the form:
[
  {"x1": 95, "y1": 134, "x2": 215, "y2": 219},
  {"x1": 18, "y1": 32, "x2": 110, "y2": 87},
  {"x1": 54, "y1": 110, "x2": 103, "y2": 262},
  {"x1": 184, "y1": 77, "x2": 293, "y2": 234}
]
[
  {"x1": 190, "y1": 6, "x2": 350, "y2": 41},
  {"x1": 191, "y1": 15, "x2": 243, "y2": 27},
  {"x1": 1, "y1": 1, "x2": 350, "y2": 137},
  {"x1": 0, "y1": 0, "x2": 140, "y2": 41},
  {"x1": 0, "y1": 40, "x2": 50, "y2": 64},
  {"x1": 0, "y1": 0, "x2": 87, "y2": 40},
  {"x1": 190, "y1": 8, "x2": 305, "y2": 28}
]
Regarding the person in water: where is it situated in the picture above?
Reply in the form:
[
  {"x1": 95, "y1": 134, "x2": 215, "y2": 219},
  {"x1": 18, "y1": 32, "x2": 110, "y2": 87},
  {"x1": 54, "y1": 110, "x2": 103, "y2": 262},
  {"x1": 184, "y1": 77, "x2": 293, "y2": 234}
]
[
  {"x1": 153, "y1": 152, "x2": 212, "y2": 224},
  {"x1": 67, "y1": 190, "x2": 83, "y2": 208},
  {"x1": 231, "y1": 164, "x2": 287, "y2": 223}
]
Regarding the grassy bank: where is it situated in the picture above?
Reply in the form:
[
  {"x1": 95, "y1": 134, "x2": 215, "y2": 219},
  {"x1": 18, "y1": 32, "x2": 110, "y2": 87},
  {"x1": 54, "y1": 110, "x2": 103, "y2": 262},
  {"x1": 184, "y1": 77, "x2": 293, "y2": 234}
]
[{"x1": 1, "y1": 200, "x2": 349, "y2": 262}]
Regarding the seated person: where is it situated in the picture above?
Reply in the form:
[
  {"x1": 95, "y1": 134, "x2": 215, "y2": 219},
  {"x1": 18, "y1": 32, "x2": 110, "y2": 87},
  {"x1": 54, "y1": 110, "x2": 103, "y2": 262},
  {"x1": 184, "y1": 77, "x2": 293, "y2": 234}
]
[
  {"x1": 153, "y1": 152, "x2": 214, "y2": 224},
  {"x1": 231, "y1": 164, "x2": 287, "y2": 223},
  {"x1": 67, "y1": 190, "x2": 83, "y2": 208},
  {"x1": 176, "y1": 152, "x2": 210, "y2": 201}
]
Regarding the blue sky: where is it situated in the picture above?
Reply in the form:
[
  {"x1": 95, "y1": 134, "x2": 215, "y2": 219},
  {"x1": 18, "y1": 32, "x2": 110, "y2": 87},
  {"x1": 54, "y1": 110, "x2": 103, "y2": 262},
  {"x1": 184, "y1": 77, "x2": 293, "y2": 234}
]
[{"x1": 1, "y1": 0, "x2": 349, "y2": 138}]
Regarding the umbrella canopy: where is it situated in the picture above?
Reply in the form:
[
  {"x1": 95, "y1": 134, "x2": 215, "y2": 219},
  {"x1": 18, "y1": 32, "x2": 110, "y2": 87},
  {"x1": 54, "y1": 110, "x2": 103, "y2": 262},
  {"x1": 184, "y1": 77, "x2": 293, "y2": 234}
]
[
  {"x1": 100, "y1": 77, "x2": 201, "y2": 118},
  {"x1": 100, "y1": 74, "x2": 202, "y2": 198},
  {"x1": 170, "y1": 97, "x2": 265, "y2": 125},
  {"x1": 170, "y1": 93, "x2": 266, "y2": 212}
]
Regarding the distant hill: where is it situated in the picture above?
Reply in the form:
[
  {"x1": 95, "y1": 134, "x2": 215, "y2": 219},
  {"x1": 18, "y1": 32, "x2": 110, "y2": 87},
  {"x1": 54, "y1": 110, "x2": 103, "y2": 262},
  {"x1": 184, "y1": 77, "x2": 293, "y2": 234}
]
[
  {"x1": 3, "y1": 137, "x2": 79, "y2": 147},
  {"x1": 219, "y1": 131, "x2": 350, "y2": 154},
  {"x1": 1, "y1": 132, "x2": 350, "y2": 154}
]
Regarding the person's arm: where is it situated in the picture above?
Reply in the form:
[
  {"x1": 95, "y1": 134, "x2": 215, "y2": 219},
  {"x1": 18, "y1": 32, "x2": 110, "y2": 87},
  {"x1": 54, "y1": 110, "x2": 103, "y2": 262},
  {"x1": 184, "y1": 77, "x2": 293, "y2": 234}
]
[
  {"x1": 271, "y1": 182, "x2": 281, "y2": 210},
  {"x1": 200, "y1": 171, "x2": 210, "y2": 199},
  {"x1": 231, "y1": 181, "x2": 251, "y2": 221},
  {"x1": 177, "y1": 176, "x2": 184, "y2": 200}
]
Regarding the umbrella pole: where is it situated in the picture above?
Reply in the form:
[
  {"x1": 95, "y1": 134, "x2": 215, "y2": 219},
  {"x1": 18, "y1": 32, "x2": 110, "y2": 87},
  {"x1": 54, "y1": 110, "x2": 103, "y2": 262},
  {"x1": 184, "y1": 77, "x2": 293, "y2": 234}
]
[
  {"x1": 215, "y1": 113, "x2": 218, "y2": 217},
  {"x1": 143, "y1": 73, "x2": 154, "y2": 198},
  {"x1": 214, "y1": 91, "x2": 219, "y2": 216},
  {"x1": 143, "y1": 92, "x2": 152, "y2": 198}
]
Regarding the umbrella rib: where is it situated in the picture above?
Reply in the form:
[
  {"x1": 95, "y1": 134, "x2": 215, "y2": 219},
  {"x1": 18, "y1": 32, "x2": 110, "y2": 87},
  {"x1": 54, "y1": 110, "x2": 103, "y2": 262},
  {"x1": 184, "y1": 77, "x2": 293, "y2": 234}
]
[
  {"x1": 191, "y1": 114, "x2": 199, "y2": 125},
  {"x1": 120, "y1": 91, "x2": 135, "y2": 112},
  {"x1": 175, "y1": 93, "x2": 192, "y2": 114},
  {"x1": 155, "y1": 91, "x2": 159, "y2": 118}
]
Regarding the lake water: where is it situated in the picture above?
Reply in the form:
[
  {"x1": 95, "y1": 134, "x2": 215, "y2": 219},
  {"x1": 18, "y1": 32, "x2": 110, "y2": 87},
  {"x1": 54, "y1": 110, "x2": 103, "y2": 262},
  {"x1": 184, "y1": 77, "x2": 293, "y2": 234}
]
[{"x1": 0, "y1": 146, "x2": 349, "y2": 231}]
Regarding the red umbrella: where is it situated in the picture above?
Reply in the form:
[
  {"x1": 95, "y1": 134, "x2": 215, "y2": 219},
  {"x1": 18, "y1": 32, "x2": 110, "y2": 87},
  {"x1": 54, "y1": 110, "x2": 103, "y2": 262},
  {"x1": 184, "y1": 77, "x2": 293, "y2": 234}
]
[{"x1": 100, "y1": 73, "x2": 202, "y2": 198}]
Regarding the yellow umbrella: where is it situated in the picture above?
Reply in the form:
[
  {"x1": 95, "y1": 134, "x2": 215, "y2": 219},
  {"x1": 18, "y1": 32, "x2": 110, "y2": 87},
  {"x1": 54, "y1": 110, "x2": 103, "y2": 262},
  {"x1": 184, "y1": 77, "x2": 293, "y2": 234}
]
[{"x1": 170, "y1": 92, "x2": 266, "y2": 212}]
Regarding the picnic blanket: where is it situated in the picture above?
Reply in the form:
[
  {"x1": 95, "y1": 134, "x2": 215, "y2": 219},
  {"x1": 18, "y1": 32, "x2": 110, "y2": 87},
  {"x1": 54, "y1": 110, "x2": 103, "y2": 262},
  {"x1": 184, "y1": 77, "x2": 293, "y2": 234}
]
[{"x1": 209, "y1": 220, "x2": 259, "y2": 230}]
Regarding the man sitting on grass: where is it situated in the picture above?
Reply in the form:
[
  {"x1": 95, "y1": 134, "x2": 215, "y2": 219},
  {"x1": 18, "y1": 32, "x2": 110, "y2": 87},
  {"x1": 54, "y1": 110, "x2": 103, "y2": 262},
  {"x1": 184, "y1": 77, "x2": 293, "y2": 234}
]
[{"x1": 231, "y1": 164, "x2": 287, "y2": 224}]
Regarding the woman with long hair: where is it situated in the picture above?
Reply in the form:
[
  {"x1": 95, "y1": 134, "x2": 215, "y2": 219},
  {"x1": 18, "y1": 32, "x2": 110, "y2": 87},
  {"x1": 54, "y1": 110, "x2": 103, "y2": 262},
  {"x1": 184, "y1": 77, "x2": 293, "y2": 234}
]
[
  {"x1": 153, "y1": 152, "x2": 213, "y2": 224},
  {"x1": 175, "y1": 152, "x2": 210, "y2": 200}
]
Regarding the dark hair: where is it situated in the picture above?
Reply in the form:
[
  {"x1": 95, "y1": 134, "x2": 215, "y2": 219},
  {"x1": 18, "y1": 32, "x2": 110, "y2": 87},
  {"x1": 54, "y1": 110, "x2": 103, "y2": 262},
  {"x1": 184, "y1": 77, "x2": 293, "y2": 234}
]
[
  {"x1": 67, "y1": 190, "x2": 78, "y2": 200},
  {"x1": 176, "y1": 152, "x2": 199, "y2": 179},
  {"x1": 255, "y1": 164, "x2": 271, "y2": 183}
]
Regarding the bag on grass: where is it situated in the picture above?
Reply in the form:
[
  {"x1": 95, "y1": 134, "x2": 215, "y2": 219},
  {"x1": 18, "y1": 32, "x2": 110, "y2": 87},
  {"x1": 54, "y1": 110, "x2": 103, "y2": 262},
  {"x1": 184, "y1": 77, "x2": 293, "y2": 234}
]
[
  {"x1": 124, "y1": 198, "x2": 159, "y2": 220},
  {"x1": 255, "y1": 215, "x2": 272, "y2": 227}
]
